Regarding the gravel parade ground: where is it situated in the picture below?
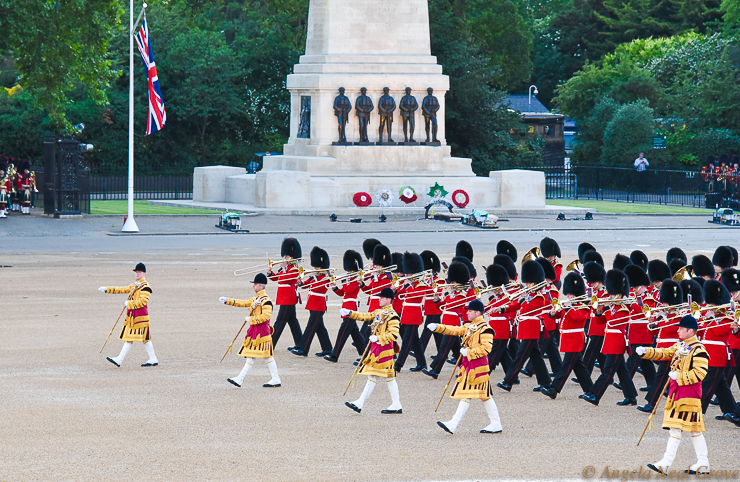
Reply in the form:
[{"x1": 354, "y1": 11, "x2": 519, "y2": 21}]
[{"x1": 1, "y1": 212, "x2": 739, "y2": 481}]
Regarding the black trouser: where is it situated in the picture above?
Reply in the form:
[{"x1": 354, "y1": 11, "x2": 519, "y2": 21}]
[
  {"x1": 296, "y1": 310, "x2": 332, "y2": 353},
  {"x1": 551, "y1": 351, "x2": 593, "y2": 394},
  {"x1": 645, "y1": 360, "x2": 670, "y2": 407},
  {"x1": 272, "y1": 304, "x2": 302, "y2": 348},
  {"x1": 359, "y1": 321, "x2": 372, "y2": 341},
  {"x1": 725, "y1": 349, "x2": 740, "y2": 390},
  {"x1": 504, "y1": 339, "x2": 552, "y2": 387},
  {"x1": 488, "y1": 339, "x2": 513, "y2": 373},
  {"x1": 702, "y1": 366, "x2": 736, "y2": 413},
  {"x1": 430, "y1": 334, "x2": 457, "y2": 373},
  {"x1": 330, "y1": 316, "x2": 365, "y2": 359},
  {"x1": 626, "y1": 343, "x2": 656, "y2": 387},
  {"x1": 508, "y1": 339, "x2": 520, "y2": 361},
  {"x1": 591, "y1": 354, "x2": 637, "y2": 401},
  {"x1": 450, "y1": 335, "x2": 461, "y2": 360},
  {"x1": 419, "y1": 314, "x2": 442, "y2": 353},
  {"x1": 525, "y1": 330, "x2": 562, "y2": 374},
  {"x1": 396, "y1": 325, "x2": 426, "y2": 369},
  {"x1": 583, "y1": 335, "x2": 605, "y2": 375}
]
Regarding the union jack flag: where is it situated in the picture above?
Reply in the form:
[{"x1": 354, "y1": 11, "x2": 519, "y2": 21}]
[{"x1": 134, "y1": 14, "x2": 166, "y2": 135}]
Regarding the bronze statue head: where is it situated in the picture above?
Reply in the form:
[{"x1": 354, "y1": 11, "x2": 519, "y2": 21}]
[
  {"x1": 338, "y1": 87, "x2": 345, "y2": 94},
  {"x1": 360, "y1": 87, "x2": 367, "y2": 94},
  {"x1": 427, "y1": 87, "x2": 433, "y2": 94},
  {"x1": 383, "y1": 87, "x2": 390, "y2": 94},
  {"x1": 405, "y1": 87, "x2": 412, "y2": 94}
]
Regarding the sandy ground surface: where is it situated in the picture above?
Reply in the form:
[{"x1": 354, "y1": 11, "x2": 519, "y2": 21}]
[{"x1": 1, "y1": 213, "x2": 739, "y2": 481}]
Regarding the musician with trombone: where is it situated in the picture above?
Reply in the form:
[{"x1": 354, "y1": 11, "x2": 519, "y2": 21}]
[
  {"x1": 267, "y1": 237, "x2": 304, "y2": 350},
  {"x1": 221, "y1": 273, "x2": 282, "y2": 388},
  {"x1": 582, "y1": 261, "x2": 607, "y2": 376},
  {"x1": 16, "y1": 160, "x2": 33, "y2": 214},
  {"x1": 623, "y1": 265, "x2": 657, "y2": 390},
  {"x1": 0, "y1": 159, "x2": 11, "y2": 218},
  {"x1": 524, "y1": 258, "x2": 563, "y2": 377},
  {"x1": 483, "y1": 264, "x2": 517, "y2": 375},
  {"x1": 540, "y1": 237, "x2": 563, "y2": 287},
  {"x1": 325, "y1": 250, "x2": 365, "y2": 363},
  {"x1": 721, "y1": 269, "x2": 740, "y2": 405},
  {"x1": 358, "y1": 244, "x2": 394, "y2": 341},
  {"x1": 342, "y1": 287, "x2": 402, "y2": 415},
  {"x1": 582, "y1": 270, "x2": 638, "y2": 406},
  {"x1": 291, "y1": 247, "x2": 333, "y2": 357},
  {"x1": 419, "y1": 250, "x2": 443, "y2": 353},
  {"x1": 541, "y1": 272, "x2": 594, "y2": 399},
  {"x1": 394, "y1": 253, "x2": 428, "y2": 373}
]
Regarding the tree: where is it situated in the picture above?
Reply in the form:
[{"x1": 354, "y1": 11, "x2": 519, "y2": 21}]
[{"x1": 601, "y1": 100, "x2": 655, "y2": 165}]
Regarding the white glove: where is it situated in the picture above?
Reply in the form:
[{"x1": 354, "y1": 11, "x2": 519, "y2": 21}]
[
  {"x1": 340, "y1": 308, "x2": 351, "y2": 317},
  {"x1": 427, "y1": 323, "x2": 438, "y2": 332},
  {"x1": 245, "y1": 316, "x2": 251, "y2": 323},
  {"x1": 98, "y1": 286, "x2": 107, "y2": 293},
  {"x1": 669, "y1": 371, "x2": 678, "y2": 380},
  {"x1": 635, "y1": 347, "x2": 647, "y2": 356},
  {"x1": 369, "y1": 335, "x2": 378, "y2": 343},
  {"x1": 219, "y1": 297, "x2": 228, "y2": 304},
  {"x1": 123, "y1": 300, "x2": 130, "y2": 308},
  {"x1": 460, "y1": 348, "x2": 468, "y2": 357}
]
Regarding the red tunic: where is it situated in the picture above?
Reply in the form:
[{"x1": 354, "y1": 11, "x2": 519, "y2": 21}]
[
  {"x1": 552, "y1": 261, "x2": 563, "y2": 283},
  {"x1": 332, "y1": 279, "x2": 360, "y2": 312},
  {"x1": 558, "y1": 306, "x2": 589, "y2": 352},
  {"x1": 302, "y1": 274, "x2": 328, "y2": 312},
  {"x1": 652, "y1": 312, "x2": 682, "y2": 349},
  {"x1": 543, "y1": 286, "x2": 559, "y2": 331},
  {"x1": 400, "y1": 282, "x2": 425, "y2": 326},
  {"x1": 516, "y1": 292, "x2": 547, "y2": 340},
  {"x1": 627, "y1": 298, "x2": 654, "y2": 345},
  {"x1": 600, "y1": 304, "x2": 629, "y2": 355},
  {"x1": 700, "y1": 315, "x2": 732, "y2": 367},
  {"x1": 268, "y1": 264, "x2": 299, "y2": 306},
  {"x1": 486, "y1": 293, "x2": 518, "y2": 340},
  {"x1": 729, "y1": 330, "x2": 740, "y2": 351},
  {"x1": 362, "y1": 271, "x2": 393, "y2": 312},
  {"x1": 19, "y1": 174, "x2": 32, "y2": 204},
  {"x1": 587, "y1": 287, "x2": 608, "y2": 337},
  {"x1": 423, "y1": 276, "x2": 443, "y2": 316},
  {"x1": 440, "y1": 292, "x2": 465, "y2": 326}
]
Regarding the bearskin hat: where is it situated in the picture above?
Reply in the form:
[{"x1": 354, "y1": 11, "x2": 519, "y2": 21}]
[
  {"x1": 713, "y1": 246, "x2": 734, "y2": 270},
  {"x1": 281, "y1": 237, "x2": 302, "y2": 259},
  {"x1": 704, "y1": 279, "x2": 730, "y2": 306},
  {"x1": 452, "y1": 256, "x2": 477, "y2": 279},
  {"x1": 721, "y1": 268, "x2": 740, "y2": 293},
  {"x1": 629, "y1": 250, "x2": 649, "y2": 271},
  {"x1": 494, "y1": 254, "x2": 517, "y2": 281},
  {"x1": 605, "y1": 270, "x2": 630, "y2": 297},
  {"x1": 680, "y1": 279, "x2": 704, "y2": 305},
  {"x1": 497, "y1": 240, "x2": 518, "y2": 262},
  {"x1": 521, "y1": 260, "x2": 545, "y2": 284},
  {"x1": 726, "y1": 246, "x2": 738, "y2": 267},
  {"x1": 540, "y1": 237, "x2": 561, "y2": 258},
  {"x1": 486, "y1": 264, "x2": 510, "y2": 288},
  {"x1": 363, "y1": 238, "x2": 382, "y2": 260},
  {"x1": 420, "y1": 250, "x2": 441, "y2": 274},
  {"x1": 446, "y1": 261, "x2": 470, "y2": 285},
  {"x1": 659, "y1": 280, "x2": 683, "y2": 306},
  {"x1": 563, "y1": 272, "x2": 586, "y2": 297},
  {"x1": 624, "y1": 264, "x2": 649, "y2": 288},
  {"x1": 392, "y1": 252, "x2": 404, "y2": 273},
  {"x1": 402, "y1": 252, "x2": 424, "y2": 276},
  {"x1": 582, "y1": 250, "x2": 604, "y2": 267},
  {"x1": 373, "y1": 244, "x2": 392, "y2": 268},
  {"x1": 692, "y1": 255, "x2": 714, "y2": 278},
  {"x1": 535, "y1": 257, "x2": 557, "y2": 281},
  {"x1": 692, "y1": 276, "x2": 706, "y2": 287},
  {"x1": 310, "y1": 246, "x2": 330, "y2": 269},
  {"x1": 18, "y1": 159, "x2": 30, "y2": 173},
  {"x1": 613, "y1": 254, "x2": 632, "y2": 271},
  {"x1": 456, "y1": 240, "x2": 474, "y2": 262},
  {"x1": 343, "y1": 250, "x2": 363, "y2": 272},
  {"x1": 583, "y1": 261, "x2": 606, "y2": 284},
  {"x1": 647, "y1": 260, "x2": 671, "y2": 284},
  {"x1": 666, "y1": 247, "x2": 687, "y2": 264},
  {"x1": 668, "y1": 258, "x2": 687, "y2": 276},
  {"x1": 578, "y1": 243, "x2": 596, "y2": 262}
]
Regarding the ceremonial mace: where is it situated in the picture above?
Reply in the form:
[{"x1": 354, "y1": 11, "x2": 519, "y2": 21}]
[
  {"x1": 436, "y1": 355, "x2": 462, "y2": 412},
  {"x1": 100, "y1": 287, "x2": 135, "y2": 353},
  {"x1": 344, "y1": 341, "x2": 372, "y2": 396},
  {"x1": 221, "y1": 317, "x2": 249, "y2": 363},
  {"x1": 638, "y1": 355, "x2": 679, "y2": 445}
]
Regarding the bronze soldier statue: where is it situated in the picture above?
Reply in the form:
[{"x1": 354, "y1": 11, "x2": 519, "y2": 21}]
[
  {"x1": 399, "y1": 87, "x2": 418, "y2": 143},
  {"x1": 377, "y1": 87, "x2": 396, "y2": 144},
  {"x1": 355, "y1": 88, "x2": 374, "y2": 143},
  {"x1": 333, "y1": 88, "x2": 351, "y2": 143},
  {"x1": 422, "y1": 87, "x2": 440, "y2": 144}
]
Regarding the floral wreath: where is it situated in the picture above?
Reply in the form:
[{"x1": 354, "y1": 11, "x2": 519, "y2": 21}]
[
  {"x1": 452, "y1": 189, "x2": 470, "y2": 208},
  {"x1": 427, "y1": 182, "x2": 449, "y2": 199},
  {"x1": 376, "y1": 188, "x2": 394, "y2": 207},
  {"x1": 353, "y1": 192, "x2": 372, "y2": 207},
  {"x1": 398, "y1": 185, "x2": 418, "y2": 204}
]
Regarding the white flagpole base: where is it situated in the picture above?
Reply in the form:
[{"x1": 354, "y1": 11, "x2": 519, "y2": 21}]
[{"x1": 121, "y1": 216, "x2": 139, "y2": 233}]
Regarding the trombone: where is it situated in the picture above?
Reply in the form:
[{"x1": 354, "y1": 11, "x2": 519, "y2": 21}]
[
  {"x1": 331, "y1": 271, "x2": 362, "y2": 284},
  {"x1": 591, "y1": 297, "x2": 636, "y2": 310},
  {"x1": 392, "y1": 270, "x2": 434, "y2": 288},
  {"x1": 298, "y1": 266, "x2": 336, "y2": 279},
  {"x1": 551, "y1": 294, "x2": 597, "y2": 312},
  {"x1": 505, "y1": 280, "x2": 549, "y2": 301},
  {"x1": 642, "y1": 301, "x2": 699, "y2": 317},
  {"x1": 233, "y1": 257, "x2": 304, "y2": 277}
]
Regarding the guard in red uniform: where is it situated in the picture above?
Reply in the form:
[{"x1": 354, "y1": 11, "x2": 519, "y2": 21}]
[
  {"x1": 268, "y1": 237, "x2": 303, "y2": 350},
  {"x1": 647, "y1": 259, "x2": 671, "y2": 297},
  {"x1": 394, "y1": 252, "x2": 427, "y2": 372},
  {"x1": 713, "y1": 246, "x2": 734, "y2": 278},
  {"x1": 539, "y1": 237, "x2": 562, "y2": 287},
  {"x1": 692, "y1": 255, "x2": 715, "y2": 282},
  {"x1": 0, "y1": 160, "x2": 11, "y2": 218},
  {"x1": 291, "y1": 247, "x2": 333, "y2": 357},
  {"x1": 722, "y1": 269, "x2": 740, "y2": 395},
  {"x1": 698, "y1": 280, "x2": 735, "y2": 414},
  {"x1": 359, "y1": 244, "x2": 394, "y2": 336},
  {"x1": 542, "y1": 272, "x2": 593, "y2": 399},
  {"x1": 485, "y1": 264, "x2": 516, "y2": 374},
  {"x1": 624, "y1": 265, "x2": 657, "y2": 388},
  {"x1": 582, "y1": 269, "x2": 638, "y2": 406},
  {"x1": 391, "y1": 252, "x2": 405, "y2": 315},
  {"x1": 493, "y1": 253, "x2": 521, "y2": 363},
  {"x1": 16, "y1": 160, "x2": 32, "y2": 214},
  {"x1": 325, "y1": 250, "x2": 366, "y2": 362},
  {"x1": 526, "y1": 257, "x2": 562, "y2": 375},
  {"x1": 630, "y1": 250, "x2": 649, "y2": 272},
  {"x1": 582, "y1": 260, "x2": 607, "y2": 375},
  {"x1": 419, "y1": 250, "x2": 443, "y2": 352}
]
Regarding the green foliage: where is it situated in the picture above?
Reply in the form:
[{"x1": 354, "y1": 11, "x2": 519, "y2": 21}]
[
  {"x1": 570, "y1": 96, "x2": 618, "y2": 164},
  {"x1": 723, "y1": 0, "x2": 740, "y2": 26},
  {"x1": 601, "y1": 100, "x2": 655, "y2": 165}
]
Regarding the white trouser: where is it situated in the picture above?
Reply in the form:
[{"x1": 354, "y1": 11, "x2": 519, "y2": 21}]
[
  {"x1": 440, "y1": 399, "x2": 470, "y2": 434},
  {"x1": 231, "y1": 358, "x2": 254, "y2": 386},
  {"x1": 652, "y1": 428, "x2": 682, "y2": 474},
  {"x1": 481, "y1": 398, "x2": 502, "y2": 433},
  {"x1": 265, "y1": 357, "x2": 281, "y2": 385},
  {"x1": 353, "y1": 376, "x2": 377, "y2": 410},
  {"x1": 689, "y1": 432, "x2": 709, "y2": 474},
  {"x1": 112, "y1": 342, "x2": 133, "y2": 364},
  {"x1": 385, "y1": 378, "x2": 402, "y2": 411},
  {"x1": 143, "y1": 341, "x2": 158, "y2": 364}
]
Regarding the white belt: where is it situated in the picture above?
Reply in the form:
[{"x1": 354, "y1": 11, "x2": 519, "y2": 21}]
[
  {"x1": 344, "y1": 298, "x2": 357, "y2": 303},
  {"x1": 605, "y1": 329, "x2": 624, "y2": 334},
  {"x1": 278, "y1": 283, "x2": 292, "y2": 288},
  {"x1": 561, "y1": 328, "x2": 583, "y2": 334},
  {"x1": 630, "y1": 320, "x2": 649, "y2": 325},
  {"x1": 657, "y1": 338, "x2": 679, "y2": 344},
  {"x1": 369, "y1": 295, "x2": 379, "y2": 300},
  {"x1": 489, "y1": 316, "x2": 507, "y2": 321},
  {"x1": 442, "y1": 311, "x2": 458, "y2": 317},
  {"x1": 404, "y1": 303, "x2": 422, "y2": 307},
  {"x1": 702, "y1": 340, "x2": 727, "y2": 346},
  {"x1": 308, "y1": 291, "x2": 326, "y2": 297},
  {"x1": 518, "y1": 316, "x2": 539, "y2": 321}
]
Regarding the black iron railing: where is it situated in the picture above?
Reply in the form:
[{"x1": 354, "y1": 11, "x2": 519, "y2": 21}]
[{"x1": 90, "y1": 176, "x2": 193, "y2": 200}]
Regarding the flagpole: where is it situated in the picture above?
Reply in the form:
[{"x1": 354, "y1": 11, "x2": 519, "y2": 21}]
[{"x1": 121, "y1": 0, "x2": 139, "y2": 233}]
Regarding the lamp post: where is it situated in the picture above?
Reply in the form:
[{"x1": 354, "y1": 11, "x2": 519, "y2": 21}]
[{"x1": 529, "y1": 85, "x2": 538, "y2": 105}]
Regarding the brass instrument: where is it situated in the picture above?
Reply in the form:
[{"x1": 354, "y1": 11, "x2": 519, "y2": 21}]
[
  {"x1": 233, "y1": 257, "x2": 304, "y2": 277},
  {"x1": 475, "y1": 282, "x2": 520, "y2": 299},
  {"x1": 642, "y1": 301, "x2": 698, "y2": 317},
  {"x1": 331, "y1": 271, "x2": 362, "y2": 284},
  {"x1": 692, "y1": 301, "x2": 736, "y2": 318},
  {"x1": 358, "y1": 265, "x2": 397, "y2": 279},
  {"x1": 392, "y1": 269, "x2": 433, "y2": 288},
  {"x1": 591, "y1": 297, "x2": 637, "y2": 310},
  {"x1": 552, "y1": 295, "x2": 597, "y2": 312},
  {"x1": 522, "y1": 247, "x2": 541, "y2": 263},
  {"x1": 398, "y1": 280, "x2": 440, "y2": 299},
  {"x1": 298, "y1": 266, "x2": 336, "y2": 279},
  {"x1": 566, "y1": 259, "x2": 583, "y2": 273},
  {"x1": 505, "y1": 280, "x2": 549, "y2": 301},
  {"x1": 672, "y1": 265, "x2": 694, "y2": 282},
  {"x1": 29, "y1": 171, "x2": 38, "y2": 193}
]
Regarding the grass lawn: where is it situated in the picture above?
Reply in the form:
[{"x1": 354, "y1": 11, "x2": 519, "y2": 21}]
[
  {"x1": 91, "y1": 200, "x2": 221, "y2": 215},
  {"x1": 546, "y1": 199, "x2": 713, "y2": 214}
]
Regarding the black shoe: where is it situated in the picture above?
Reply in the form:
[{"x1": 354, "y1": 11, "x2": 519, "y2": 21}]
[
  {"x1": 324, "y1": 355, "x2": 338, "y2": 363},
  {"x1": 541, "y1": 387, "x2": 557, "y2": 399},
  {"x1": 582, "y1": 394, "x2": 599, "y2": 406},
  {"x1": 612, "y1": 382, "x2": 622, "y2": 390},
  {"x1": 394, "y1": 365, "x2": 401, "y2": 372},
  {"x1": 437, "y1": 421, "x2": 453, "y2": 434},
  {"x1": 548, "y1": 372, "x2": 555, "y2": 377},
  {"x1": 709, "y1": 397, "x2": 719, "y2": 406},
  {"x1": 286, "y1": 346, "x2": 296, "y2": 351},
  {"x1": 715, "y1": 414, "x2": 726, "y2": 421},
  {"x1": 722, "y1": 412, "x2": 740, "y2": 427},
  {"x1": 637, "y1": 366, "x2": 643, "y2": 374},
  {"x1": 291, "y1": 349, "x2": 308, "y2": 357},
  {"x1": 409, "y1": 351, "x2": 415, "y2": 357},
  {"x1": 480, "y1": 428, "x2": 502, "y2": 434},
  {"x1": 227, "y1": 378, "x2": 241, "y2": 387},
  {"x1": 617, "y1": 398, "x2": 637, "y2": 406},
  {"x1": 446, "y1": 358, "x2": 456, "y2": 365},
  {"x1": 571, "y1": 377, "x2": 578, "y2": 383},
  {"x1": 636, "y1": 404, "x2": 654, "y2": 413},
  {"x1": 543, "y1": 353, "x2": 549, "y2": 359},
  {"x1": 520, "y1": 368, "x2": 533, "y2": 377},
  {"x1": 497, "y1": 382, "x2": 512, "y2": 392},
  {"x1": 345, "y1": 402, "x2": 361, "y2": 413},
  {"x1": 532, "y1": 385, "x2": 545, "y2": 392},
  {"x1": 422, "y1": 368, "x2": 439, "y2": 379},
  {"x1": 639, "y1": 386, "x2": 649, "y2": 392},
  {"x1": 141, "y1": 362, "x2": 158, "y2": 367},
  {"x1": 512, "y1": 378, "x2": 520, "y2": 385},
  {"x1": 106, "y1": 357, "x2": 120, "y2": 367},
  {"x1": 647, "y1": 464, "x2": 666, "y2": 475},
  {"x1": 263, "y1": 382, "x2": 281, "y2": 387},
  {"x1": 381, "y1": 408, "x2": 403, "y2": 414},
  {"x1": 594, "y1": 361, "x2": 601, "y2": 369},
  {"x1": 315, "y1": 350, "x2": 331, "y2": 357},
  {"x1": 409, "y1": 365, "x2": 426, "y2": 372},
  {"x1": 578, "y1": 393, "x2": 592, "y2": 400}
]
